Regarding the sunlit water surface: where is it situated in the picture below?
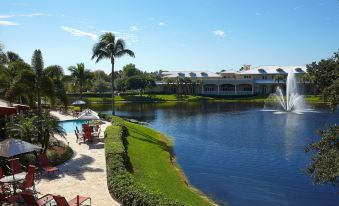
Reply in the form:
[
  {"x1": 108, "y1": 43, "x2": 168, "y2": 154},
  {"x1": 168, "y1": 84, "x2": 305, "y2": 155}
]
[{"x1": 92, "y1": 102, "x2": 339, "y2": 206}]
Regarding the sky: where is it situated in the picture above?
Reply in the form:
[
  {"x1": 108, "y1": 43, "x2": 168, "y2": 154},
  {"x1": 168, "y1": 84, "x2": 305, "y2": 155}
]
[{"x1": 1, "y1": 0, "x2": 339, "y2": 74}]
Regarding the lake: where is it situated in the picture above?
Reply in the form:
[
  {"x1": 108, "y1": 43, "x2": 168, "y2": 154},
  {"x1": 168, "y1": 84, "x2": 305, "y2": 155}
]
[{"x1": 92, "y1": 102, "x2": 339, "y2": 206}]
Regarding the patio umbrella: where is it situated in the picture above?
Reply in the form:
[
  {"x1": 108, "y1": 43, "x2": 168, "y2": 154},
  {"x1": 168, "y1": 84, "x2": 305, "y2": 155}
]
[
  {"x1": 77, "y1": 109, "x2": 100, "y2": 120},
  {"x1": 0, "y1": 138, "x2": 41, "y2": 158},
  {"x1": 72, "y1": 100, "x2": 86, "y2": 105}
]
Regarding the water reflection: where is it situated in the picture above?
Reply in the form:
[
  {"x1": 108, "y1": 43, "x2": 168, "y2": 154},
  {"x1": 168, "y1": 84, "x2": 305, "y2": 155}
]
[{"x1": 92, "y1": 102, "x2": 339, "y2": 206}]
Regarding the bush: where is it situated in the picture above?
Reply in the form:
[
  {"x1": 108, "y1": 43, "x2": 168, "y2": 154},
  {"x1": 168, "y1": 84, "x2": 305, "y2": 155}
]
[{"x1": 105, "y1": 116, "x2": 184, "y2": 206}]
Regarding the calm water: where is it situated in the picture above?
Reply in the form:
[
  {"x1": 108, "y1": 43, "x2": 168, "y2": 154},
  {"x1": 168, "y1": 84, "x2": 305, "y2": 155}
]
[
  {"x1": 59, "y1": 119, "x2": 86, "y2": 133},
  {"x1": 92, "y1": 102, "x2": 339, "y2": 206}
]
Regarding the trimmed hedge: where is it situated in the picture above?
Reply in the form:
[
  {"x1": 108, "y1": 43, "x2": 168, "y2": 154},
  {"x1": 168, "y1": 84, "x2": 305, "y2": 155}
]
[{"x1": 105, "y1": 116, "x2": 184, "y2": 206}]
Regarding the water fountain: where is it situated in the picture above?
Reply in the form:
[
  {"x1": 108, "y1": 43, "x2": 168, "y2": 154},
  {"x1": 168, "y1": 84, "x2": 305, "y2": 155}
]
[{"x1": 264, "y1": 69, "x2": 308, "y2": 113}]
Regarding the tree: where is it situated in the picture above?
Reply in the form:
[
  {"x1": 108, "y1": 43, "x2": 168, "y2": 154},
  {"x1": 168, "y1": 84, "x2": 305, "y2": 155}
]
[
  {"x1": 92, "y1": 32, "x2": 135, "y2": 115},
  {"x1": 5, "y1": 50, "x2": 55, "y2": 107},
  {"x1": 39, "y1": 113, "x2": 66, "y2": 153},
  {"x1": 306, "y1": 51, "x2": 339, "y2": 93},
  {"x1": 68, "y1": 63, "x2": 91, "y2": 100},
  {"x1": 0, "y1": 43, "x2": 8, "y2": 66},
  {"x1": 305, "y1": 125, "x2": 339, "y2": 189},
  {"x1": 125, "y1": 75, "x2": 155, "y2": 95},
  {"x1": 45, "y1": 65, "x2": 69, "y2": 108},
  {"x1": 7, "y1": 115, "x2": 37, "y2": 142},
  {"x1": 305, "y1": 51, "x2": 339, "y2": 191},
  {"x1": 239, "y1": 64, "x2": 251, "y2": 71},
  {"x1": 323, "y1": 79, "x2": 339, "y2": 112},
  {"x1": 0, "y1": 61, "x2": 31, "y2": 97},
  {"x1": 6, "y1": 51, "x2": 23, "y2": 63},
  {"x1": 122, "y1": 64, "x2": 142, "y2": 78}
]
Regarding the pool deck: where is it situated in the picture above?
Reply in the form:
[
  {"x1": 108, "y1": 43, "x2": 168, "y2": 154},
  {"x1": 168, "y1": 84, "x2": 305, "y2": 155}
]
[{"x1": 36, "y1": 110, "x2": 120, "y2": 206}]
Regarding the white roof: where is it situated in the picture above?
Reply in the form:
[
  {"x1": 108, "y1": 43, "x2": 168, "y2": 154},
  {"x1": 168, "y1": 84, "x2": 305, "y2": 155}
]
[
  {"x1": 162, "y1": 71, "x2": 220, "y2": 78},
  {"x1": 220, "y1": 70, "x2": 236, "y2": 74},
  {"x1": 238, "y1": 65, "x2": 307, "y2": 75}
]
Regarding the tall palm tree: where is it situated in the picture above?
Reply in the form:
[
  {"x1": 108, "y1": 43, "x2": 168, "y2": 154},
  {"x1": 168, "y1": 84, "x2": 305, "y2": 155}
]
[
  {"x1": 68, "y1": 63, "x2": 91, "y2": 100},
  {"x1": 45, "y1": 65, "x2": 69, "y2": 108},
  {"x1": 91, "y1": 32, "x2": 135, "y2": 115},
  {"x1": 5, "y1": 50, "x2": 55, "y2": 107}
]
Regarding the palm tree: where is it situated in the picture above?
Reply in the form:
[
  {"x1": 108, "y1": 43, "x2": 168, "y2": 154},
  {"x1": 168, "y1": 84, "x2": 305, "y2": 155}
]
[
  {"x1": 91, "y1": 32, "x2": 135, "y2": 115},
  {"x1": 68, "y1": 63, "x2": 91, "y2": 100},
  {"x1": 45, "y1": 65, "x2": 69, "y2": 108},
  {"x1": 7, "y1": 115, "x2": 38, "y2": 142},
  {"x1": 39, "y1": 113, "x2": 66, "y2": 153},
  {"x1": 5, "y1": 50, "x2": 55, "y2": 107}
]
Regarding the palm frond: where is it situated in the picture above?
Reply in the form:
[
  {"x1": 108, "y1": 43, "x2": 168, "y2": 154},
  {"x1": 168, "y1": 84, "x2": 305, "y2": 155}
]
[{"x1": 115, "y1": 49, "x2": 135, "y2": 58}]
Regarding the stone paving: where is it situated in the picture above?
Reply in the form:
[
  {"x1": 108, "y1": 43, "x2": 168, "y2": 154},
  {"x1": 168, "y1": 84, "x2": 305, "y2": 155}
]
[{"x1": 35, "y1": 110, "x2": 120, "y2": 206}]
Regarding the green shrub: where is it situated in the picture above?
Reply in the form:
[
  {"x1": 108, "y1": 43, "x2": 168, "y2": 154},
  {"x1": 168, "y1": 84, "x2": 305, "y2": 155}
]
[{"x1": 105, "y1": 116, "x2": 184, "y2": 206}]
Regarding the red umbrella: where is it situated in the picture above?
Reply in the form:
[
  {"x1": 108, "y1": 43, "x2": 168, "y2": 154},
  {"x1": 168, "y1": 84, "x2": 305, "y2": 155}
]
[
  {"x1": 13, "y1": 104, "x2": 30, "y2": 111},
  {"x1": 0, "y1": 106, "x2": 17, "y2": 117}
]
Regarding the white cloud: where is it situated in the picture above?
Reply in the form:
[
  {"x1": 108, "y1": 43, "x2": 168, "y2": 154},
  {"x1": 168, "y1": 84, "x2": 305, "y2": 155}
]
[
  {"x1": 0, "y1": 13, "x2": 62, "y2": 19},
  {"x1": 0, "y1": 20, "x2": 20, "y2": 26},
  {"x1": 100, "y1": 30, "x2": 137, "y2": 44},
  {"x1": 158, "y1": 22, "x2": 165, "y2": 26},
  {"x1": 212, "y1": 30, "x2": 225, "y2": 37},
  {"x1": 19, "y1": 13, "x2": 44, "y2": 17},
  {"x1": 0, "y1": 15, "x2": 11, "y2": 19},
  {"x1": 60, "y1": 26, "x2": 98, "y2": 41},
  {"x1": 130, "y1": 25, "x2": 139, "y2": 32}
]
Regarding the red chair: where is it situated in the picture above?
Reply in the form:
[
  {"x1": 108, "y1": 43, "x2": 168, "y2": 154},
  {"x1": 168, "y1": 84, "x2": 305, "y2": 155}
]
[
  {"x1": 0, "y1": 167, "x2": 4, "y2": 178},
  {"x1": 84, "y1": 131, "x2": 92, "y2": 142},
  {"x1": 0, "y1": 168, "x2": 11, "y2": 195},
  {"x1": 18, "y1": 165, "x2": 36, "y2": 194},
  {"x1": 53, "y1": 195, "x2": 91, "y2": 206},
  {"x1": 0, "y1": 192, "x2": 23, "y2": 205},
  {"x1": 37, "y1": 154, "x2": 59, "y2": 177},
  {"x1": 21, "y1": 193, "x2": 54, "y2": 206},
  {"x1": 7, "y1": 158, "x2": 25, "y2": 175}
]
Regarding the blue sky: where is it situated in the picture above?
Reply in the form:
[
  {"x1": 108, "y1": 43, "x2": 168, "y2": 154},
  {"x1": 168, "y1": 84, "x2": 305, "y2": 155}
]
[{"x1": 1, "y1": 0, "x2": 339, "y2": 74}]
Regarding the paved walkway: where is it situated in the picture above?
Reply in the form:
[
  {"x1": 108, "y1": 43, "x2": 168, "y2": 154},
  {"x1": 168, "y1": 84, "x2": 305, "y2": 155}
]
[{"x1": 36, "y1": 111, "x2": 120, "y2": 206}]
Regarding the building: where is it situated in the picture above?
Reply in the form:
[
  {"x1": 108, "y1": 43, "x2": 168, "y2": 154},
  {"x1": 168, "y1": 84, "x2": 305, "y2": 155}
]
[{"x1": 153, "y1": 66, "x2": 308, "y2": 96}]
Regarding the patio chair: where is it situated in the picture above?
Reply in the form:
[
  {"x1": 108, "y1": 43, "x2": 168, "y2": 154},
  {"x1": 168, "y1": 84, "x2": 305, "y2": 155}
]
[
  {"x1": 18, "y1": 165, "x2": 36, "y2": 194},
  {"x1": 84, "y1": 131, "x2": 92, "y2": 142},
  {"x1": 7, "y1": 158, "x2": 26, "y2": 175},
  {"x1": 93, "y1": 128, "x2": 101, "y2": 140},
  {"x1": 21, "y1": 193, "x2": 54, "y2": 206},
  {"x1": 0, "y1": 192, "x2": 23, "y2": 205},
  {"x1": 0, "y1": 168, "x2": 11, "y2": 195},
  {"x1": 37, "y1": 154, "x2": 59, "y2": 177},
  {"x1": 53, "y1": 195, "x2": 91, "y2": 206},
  {"x1": 76, "y1": 126, "x2": 80, "y2": 134}
]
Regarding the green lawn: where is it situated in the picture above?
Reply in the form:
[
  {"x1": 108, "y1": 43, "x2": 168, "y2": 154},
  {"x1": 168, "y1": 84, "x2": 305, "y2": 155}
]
[
  {"x1": 124, "y1": 121, "x2": 214, "y2": 206},
  {"x1": 77, "y1": 94, "x2": 324, "y2": 104}
]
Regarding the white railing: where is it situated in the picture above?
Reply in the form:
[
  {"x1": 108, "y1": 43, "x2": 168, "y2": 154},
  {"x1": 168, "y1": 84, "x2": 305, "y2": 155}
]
[{"x1": 202, "y1": 91, "x2": 253, "y2": 95}]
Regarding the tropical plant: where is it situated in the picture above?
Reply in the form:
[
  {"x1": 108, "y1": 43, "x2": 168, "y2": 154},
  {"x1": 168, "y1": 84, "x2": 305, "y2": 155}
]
[
  {"x1": 5, "y1": 50, "x2": 55, "y2": 107},
  {"x1": 91, "y1": 32, "x2": 135, "y2": 115},
  {"x1": 0, "y1": 43, "x2": 7, "y2": 66},
  {"x1": 305, "y1": 125, "x2": 339, "y2": 189},
  {"x1": 6, "y1": 115, "x2": 38, "y2": 142},
  {"x1": 45, "y1": 65, "x2": 69, "y2": 108},
  {"x1": 6, "y1": 51, "x2": 23, "y2": 63},
  {"x1": 68, "y1": 63, "x2": 91, "y2": 100},
  {"x1": 306, "y1": 51, "x2": 339, "y2": 93},
  {"x1": 39, "y1": 113, "x2": 66, "y2": 153}
]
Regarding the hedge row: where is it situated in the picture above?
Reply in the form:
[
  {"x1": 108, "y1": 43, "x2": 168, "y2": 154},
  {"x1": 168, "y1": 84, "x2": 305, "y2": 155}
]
[{"x1": 105, "y1": 116, "x2": 184, "y2": 206}]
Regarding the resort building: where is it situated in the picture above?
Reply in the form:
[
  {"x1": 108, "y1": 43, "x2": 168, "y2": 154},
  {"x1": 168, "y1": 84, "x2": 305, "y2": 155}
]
[{"x1": 155, "y1": 66, "x2": 309, "y2": 95}]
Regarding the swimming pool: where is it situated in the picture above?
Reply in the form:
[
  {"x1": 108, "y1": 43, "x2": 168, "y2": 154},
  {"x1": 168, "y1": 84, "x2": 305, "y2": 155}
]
[{"x1": 59, "y1": 119, "x2": 87, "y2": 133}]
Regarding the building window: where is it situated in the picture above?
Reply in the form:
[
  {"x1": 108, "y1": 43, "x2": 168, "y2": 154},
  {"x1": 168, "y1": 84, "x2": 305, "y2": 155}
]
[
  {"x1": 244, "y1": 75, "x2": 252, "y2": 79},
  {"x1": 205, "y1": 87, "x2": 214, "y2": 92},
  {"x1": 262, "y1": 76, "x2": 267, "y2": 79}
]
